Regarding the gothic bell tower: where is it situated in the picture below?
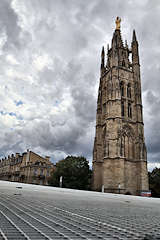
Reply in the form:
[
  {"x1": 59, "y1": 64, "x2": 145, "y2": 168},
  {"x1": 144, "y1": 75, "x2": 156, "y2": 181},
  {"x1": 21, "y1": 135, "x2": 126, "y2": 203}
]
[{"x1": 92, "y1": 17, "x2": 149, "y2": 195}]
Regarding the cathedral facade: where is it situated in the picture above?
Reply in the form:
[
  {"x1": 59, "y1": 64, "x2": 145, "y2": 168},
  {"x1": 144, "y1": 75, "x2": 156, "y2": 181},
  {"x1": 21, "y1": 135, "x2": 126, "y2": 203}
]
[{"x1": 92, "y1": 17, "x2": 149, "y2": 195}]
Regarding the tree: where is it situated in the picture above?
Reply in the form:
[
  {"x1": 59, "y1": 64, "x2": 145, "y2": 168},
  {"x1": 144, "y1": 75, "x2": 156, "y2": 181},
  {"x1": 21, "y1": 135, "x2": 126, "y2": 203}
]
[
  {"x1": 149, "y1": 168, "x2": 160, "y2": 198},
  {"x1": 48, "y1": 156, "x2": 92, "y2": 190}
]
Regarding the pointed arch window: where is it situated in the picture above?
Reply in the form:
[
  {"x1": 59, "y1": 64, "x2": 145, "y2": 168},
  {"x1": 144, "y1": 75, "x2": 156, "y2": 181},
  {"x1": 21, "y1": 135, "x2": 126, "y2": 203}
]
[
  {"x1": 127, "y1": 83, "x2": 131, "y2": 98},
  {"x1": 120, "y1": 81, "x2": 124, "y2": 97},
  {"x1": 121, "y1": 100, "x2": 124, "y2": 117},
  {"x1": 122, "y1": 60, "x2": 125, "y2": 67},
  {"x1": 103, "y1": 103, "x2": 106, "y2": 114},
  {"x1": 140, "y1": 107, "x2": 142, "y2": 120},
  {"x1": 120, "y1": 136, "x2": 124, "y2": 156},
  {"x1": 128, "y1": 102, "x2": 132, "y2": 118}
]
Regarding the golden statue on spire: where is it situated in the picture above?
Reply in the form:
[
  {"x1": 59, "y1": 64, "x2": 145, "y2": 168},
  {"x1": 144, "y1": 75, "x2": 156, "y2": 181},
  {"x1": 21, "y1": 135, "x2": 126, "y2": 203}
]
[{"x1": 115, "y1": 16, "x2": 121, "y2": 30}]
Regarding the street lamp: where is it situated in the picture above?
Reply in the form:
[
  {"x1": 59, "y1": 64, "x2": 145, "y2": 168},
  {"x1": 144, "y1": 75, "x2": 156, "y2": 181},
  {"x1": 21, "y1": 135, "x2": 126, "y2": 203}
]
[
  {"x1": 118, "y1": 183, "x2": 121, "y2": 194},
  {"x1": 59, "y1": 176, "x2": 63, "y2": 188}
]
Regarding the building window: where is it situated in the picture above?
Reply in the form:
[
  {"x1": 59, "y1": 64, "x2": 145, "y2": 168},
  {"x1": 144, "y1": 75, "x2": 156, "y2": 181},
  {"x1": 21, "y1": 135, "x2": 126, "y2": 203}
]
[
  {"x1": 40, "y1": 168, "x2": 43, "y2": 176},
  {"x1": 103, "y1": 103, "x2": 106, "y2": 114},
  {"x1": 121, "y1": 101, "x2": 124, "y2": 117},
  {"x1": 120, "y1": 81, "x2": 124, "y2": 97},
  {"x1": 34, "y1": 168, "x2": 37, "y2": 176},
  {"x1": 122, "y1": 60, "x2": 125, "y2": 67},
  {"x1": 47, "y1": 170, "x2": 49, "y2": 177},
  {"x1": 120, "y1": 137, "x2": 123, "y2": 156},
  {"x1": 128, "y1": 102, "x2": 132, "y2": 118},
  {"x1": 127, "y1": 83, "x2": 131, "y2": 98}
]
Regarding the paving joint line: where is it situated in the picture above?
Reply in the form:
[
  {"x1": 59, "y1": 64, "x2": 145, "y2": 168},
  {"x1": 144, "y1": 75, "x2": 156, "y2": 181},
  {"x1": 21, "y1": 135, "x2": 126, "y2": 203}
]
[
  {"x1": 0, "y1": 196, "x2": 89, "y2": 240},
  {"x1": 0, "y1": 199, "x2": 72, "y2": 240},
  {"x1": 0, "y1": 210, "x2": 30, "y2": 240},
  {"x1": 0, "y1": 228, "x2": 8, "y2": 240},
  {"x1": 6, "y1": 195, "x2": 110, "y2": 238},
  {"x1": 0, "y1": 204, "x2": 53, "y2": 240}
]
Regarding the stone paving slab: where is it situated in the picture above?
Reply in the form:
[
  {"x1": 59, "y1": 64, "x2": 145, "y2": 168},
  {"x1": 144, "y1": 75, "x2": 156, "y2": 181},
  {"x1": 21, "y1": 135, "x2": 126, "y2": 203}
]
[{"x1": 0, "y1": 181, "x2": 159, "y2": 239}]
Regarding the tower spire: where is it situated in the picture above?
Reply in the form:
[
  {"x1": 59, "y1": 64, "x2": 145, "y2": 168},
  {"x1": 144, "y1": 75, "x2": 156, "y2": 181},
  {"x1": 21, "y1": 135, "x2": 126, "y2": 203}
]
[
  {"x1": 101, "y1": 46, "x2": 104, "y2": 58},
  {"x1": 132, "y1": 29, "x2": 139, "y2": 65},
  {"x1": 101, "y1": 46, "x2": 105, "y2": 74},
  {"x1": 132, "y1": 29, "x2": 137, "y2": 42}
]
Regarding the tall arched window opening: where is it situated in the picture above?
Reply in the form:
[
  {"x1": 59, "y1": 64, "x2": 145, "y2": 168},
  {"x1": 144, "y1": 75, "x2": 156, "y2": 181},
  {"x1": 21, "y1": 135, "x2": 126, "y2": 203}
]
[
  {"x1": 128, "y1": 102, "x2": 132, "y2": 118},
  {"x1": 103, "y1": 103, "x2": 106, "y2": 114},
  {"x1": 120, "y1": 136, "x2": 124, "y2": 156},
  {"x1": 120, "y1": 81, "x2": 124, "y2": 97},
  {"x1": 127, "y1": 83, "x2": 131, "y2": 98},
  {"x1": 121, "y1": 101, "x2": 125, "y2": 117}
]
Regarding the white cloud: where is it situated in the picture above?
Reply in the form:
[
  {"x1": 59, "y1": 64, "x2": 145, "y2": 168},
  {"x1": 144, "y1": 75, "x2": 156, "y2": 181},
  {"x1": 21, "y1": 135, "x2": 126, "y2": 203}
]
[
  {"x1": 32, "y1": 53, "x2": 53, "y2": 71},
  {"x1": 0, "y1": 29, "x2": 7, "y2": 55},
  {"x1": 148, "y1": 163, "x2": 160, "y2": 172},
  {"x1": 6, "y1": 54, "x2": 19, "y2": 65}
]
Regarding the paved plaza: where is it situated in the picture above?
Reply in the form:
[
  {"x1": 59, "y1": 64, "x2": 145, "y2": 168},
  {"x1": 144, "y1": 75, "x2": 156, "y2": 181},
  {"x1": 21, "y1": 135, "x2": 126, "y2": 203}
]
[{"x1": 0, "y1": 181, "x2": 159, "y2": 239}]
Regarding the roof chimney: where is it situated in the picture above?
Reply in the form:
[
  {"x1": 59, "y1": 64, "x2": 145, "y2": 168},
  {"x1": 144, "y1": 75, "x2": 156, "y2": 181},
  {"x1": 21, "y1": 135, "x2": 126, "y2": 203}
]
[{"x1": 45, "y1": 156, "x2": 50, "y2": 162}]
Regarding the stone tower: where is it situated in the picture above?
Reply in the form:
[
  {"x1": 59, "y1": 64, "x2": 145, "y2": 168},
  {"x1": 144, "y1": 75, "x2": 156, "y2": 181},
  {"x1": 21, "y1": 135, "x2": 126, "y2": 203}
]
[{"x1": 92, "y1": 17, "x2": 149, "y2": 195}]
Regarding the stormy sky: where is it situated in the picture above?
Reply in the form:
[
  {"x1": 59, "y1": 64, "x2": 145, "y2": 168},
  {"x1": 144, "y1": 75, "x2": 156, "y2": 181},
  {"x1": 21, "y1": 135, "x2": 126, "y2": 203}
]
[{"x1": 0, "y1": 0, "x2": 159, "y2": 171}]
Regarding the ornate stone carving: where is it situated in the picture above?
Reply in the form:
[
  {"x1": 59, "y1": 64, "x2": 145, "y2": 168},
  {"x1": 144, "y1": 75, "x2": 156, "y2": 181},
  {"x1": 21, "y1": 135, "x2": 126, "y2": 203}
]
[{"x1": 118, "y1": 124, "x2": 135, "y2": 139}]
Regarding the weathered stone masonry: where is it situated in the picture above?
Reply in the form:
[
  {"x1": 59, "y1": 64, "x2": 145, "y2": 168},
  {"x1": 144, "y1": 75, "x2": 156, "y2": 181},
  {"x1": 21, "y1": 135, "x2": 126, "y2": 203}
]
[{"x1": 92, "y1": 17, "x2": 149, "y2": 195}]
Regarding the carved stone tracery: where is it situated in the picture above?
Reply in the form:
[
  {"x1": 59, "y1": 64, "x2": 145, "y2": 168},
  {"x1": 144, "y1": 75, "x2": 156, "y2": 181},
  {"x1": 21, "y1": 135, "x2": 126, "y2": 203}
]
[{"x1": 118, "y1": 124, "x2": 135, "y2": 159}]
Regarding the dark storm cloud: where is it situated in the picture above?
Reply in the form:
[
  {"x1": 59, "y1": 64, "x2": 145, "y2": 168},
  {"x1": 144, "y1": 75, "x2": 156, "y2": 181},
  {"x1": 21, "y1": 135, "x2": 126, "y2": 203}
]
[{"x1": 0, "y1": 0, "x2": 159, "y2": 169}]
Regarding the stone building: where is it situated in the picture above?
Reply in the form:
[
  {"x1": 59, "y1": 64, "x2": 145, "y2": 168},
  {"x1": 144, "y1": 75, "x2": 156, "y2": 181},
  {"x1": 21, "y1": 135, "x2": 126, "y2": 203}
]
[
  {"x1": 0, "y1": 150, "x2": 55, "y2": 185},
  {"x1": 92, "y1": 17, "x2": 149, "y2": 195}
]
